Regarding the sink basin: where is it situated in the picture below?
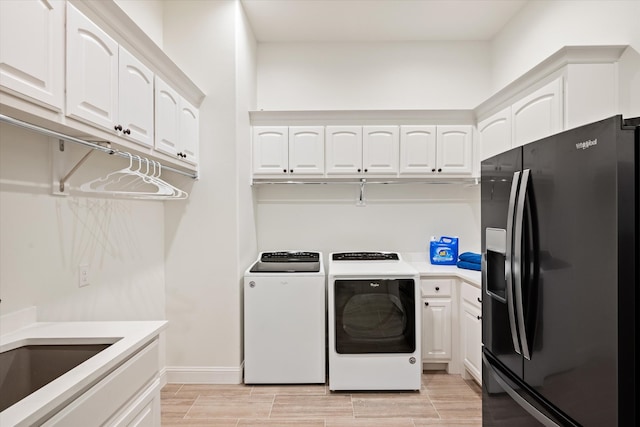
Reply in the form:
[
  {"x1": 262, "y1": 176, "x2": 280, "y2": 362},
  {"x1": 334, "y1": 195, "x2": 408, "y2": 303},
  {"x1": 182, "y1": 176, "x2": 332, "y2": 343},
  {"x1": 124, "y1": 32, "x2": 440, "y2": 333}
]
[{"x1": 0, "y1": 342, "x2": 113, "y2": 412}]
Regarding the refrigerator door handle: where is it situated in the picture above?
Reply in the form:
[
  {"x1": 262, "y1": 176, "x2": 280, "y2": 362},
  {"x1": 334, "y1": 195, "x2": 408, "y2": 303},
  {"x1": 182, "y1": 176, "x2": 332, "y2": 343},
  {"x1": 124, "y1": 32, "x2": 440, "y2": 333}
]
[
  {"x1": 506, "y1": 171, "x2": 521, "y2": 355},
  {"x1": 483, "y1": 353, "x2": 561, "y2": 427},
  {"x1": 514, "y1": 169, "x2": 531, "y2": 360}
]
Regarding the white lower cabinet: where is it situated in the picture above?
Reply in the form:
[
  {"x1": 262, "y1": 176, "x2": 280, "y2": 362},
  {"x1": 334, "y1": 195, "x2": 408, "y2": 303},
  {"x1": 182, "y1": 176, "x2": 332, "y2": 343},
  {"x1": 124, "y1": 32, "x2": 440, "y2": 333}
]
[
  {"x1": 43, "y1": 339, "x2": 161, "y2": 427},
  {"x1": 460, "y1": 282, "x2": 482, "y2": 384},
  {"x1": 421, "y1": 279, "x2": 452, "y2": 363}
]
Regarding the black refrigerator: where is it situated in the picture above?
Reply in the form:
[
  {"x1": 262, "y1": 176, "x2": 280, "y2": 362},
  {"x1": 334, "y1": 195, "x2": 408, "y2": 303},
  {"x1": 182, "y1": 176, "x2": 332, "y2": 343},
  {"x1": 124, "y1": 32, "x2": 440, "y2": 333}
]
[{"x1": 481, "y1": 115, "x2": 639, "y2": 426}]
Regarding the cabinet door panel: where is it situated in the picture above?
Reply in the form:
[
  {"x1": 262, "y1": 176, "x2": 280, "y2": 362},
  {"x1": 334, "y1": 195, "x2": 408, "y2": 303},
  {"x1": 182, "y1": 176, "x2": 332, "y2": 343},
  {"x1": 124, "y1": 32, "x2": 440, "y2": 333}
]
[
  {"x1": 436, "y1": 126, "x2": 473, "y2": 174},
  {"x1": 66, "y1": 3, "x2": 118, "y2": 130},
  {"x1": 478, "y1": 107, "x2": 511, "y2": 160},
  {"x1": 422, "y1": 299, "x2": 452, "y2": 360},
  {"x1": 0, "y1": 0, "x2": 64, "y2": 110},
  {"x1": 289, "y1": 126, "x2": 324, "y2": 175},
  {"x1": 119, "y1": 47, "x2": 154, "y2": 147},
  {"x1": 253, "y1": 126, "x2": 288, "y2": 175},
  {"x1": 326, "y1": 126, "x2": 362, "y2": 175},
  {"x1": 179, "y1": 99, "x2": 199, "y2": 165},
  {"x1": 400, "y1": 126, "x2": 437, "y2": 174},
  {"x1": 363, "y1": 126, "x2": 399, "y2": 174},
  {"x1": 512, "y1": 77, "x2": 563, "y2": 148},
  {"x1": 462, "y1": 301, "x2": 482, "y2": 383},
  {"x1": 154, "y1": 76, "x2": 179, "y2": 157}
]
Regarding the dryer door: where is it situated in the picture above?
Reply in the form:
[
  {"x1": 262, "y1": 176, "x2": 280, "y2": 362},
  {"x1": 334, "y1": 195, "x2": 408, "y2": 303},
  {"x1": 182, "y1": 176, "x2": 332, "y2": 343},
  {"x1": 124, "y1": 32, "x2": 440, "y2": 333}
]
[{"x1": 334, "y1": 279, "x2": 416, "y2": 354}]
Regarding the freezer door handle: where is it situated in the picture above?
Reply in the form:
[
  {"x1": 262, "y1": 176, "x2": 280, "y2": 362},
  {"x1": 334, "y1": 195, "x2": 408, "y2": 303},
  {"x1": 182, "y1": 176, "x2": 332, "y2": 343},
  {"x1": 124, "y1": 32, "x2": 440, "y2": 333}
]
[
  {"x1": 506, "y1": 171, "x2": 521, "y2": 355},
  {"x1": 483, "y1": 353, "x2": 561, "y2": 427},
  {"x1": 514, "y1": 169, "x2": 531, "y2": 360}
]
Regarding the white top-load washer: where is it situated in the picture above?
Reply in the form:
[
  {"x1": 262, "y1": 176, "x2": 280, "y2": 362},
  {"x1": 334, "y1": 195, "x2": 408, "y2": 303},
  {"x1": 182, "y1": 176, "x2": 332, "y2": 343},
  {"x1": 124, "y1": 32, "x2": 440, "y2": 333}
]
[
  {"x1": 328, "y1": 251, "x2": 421, "y2": 391},
  {"x1": 244, "y1": 251, "x2": 326, "y2": 384}
]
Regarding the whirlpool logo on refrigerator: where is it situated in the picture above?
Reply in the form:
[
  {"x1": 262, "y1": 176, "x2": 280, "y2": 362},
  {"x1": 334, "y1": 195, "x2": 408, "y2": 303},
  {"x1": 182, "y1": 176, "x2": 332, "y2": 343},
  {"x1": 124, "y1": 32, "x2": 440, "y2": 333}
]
[{"x1": 575, "y1": 138, "x2": 598, "y2": 150}]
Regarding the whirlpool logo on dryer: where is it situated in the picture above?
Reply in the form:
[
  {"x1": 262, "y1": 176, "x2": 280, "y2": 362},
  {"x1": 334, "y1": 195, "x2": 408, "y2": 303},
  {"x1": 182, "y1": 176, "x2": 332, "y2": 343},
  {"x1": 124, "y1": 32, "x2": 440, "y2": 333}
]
[
  {"x1": 576, "y1": 138, "x2": 597, "y2": 150},
  {"x1": 369, "y1": 282, "x2": 380, "y2": 287}
]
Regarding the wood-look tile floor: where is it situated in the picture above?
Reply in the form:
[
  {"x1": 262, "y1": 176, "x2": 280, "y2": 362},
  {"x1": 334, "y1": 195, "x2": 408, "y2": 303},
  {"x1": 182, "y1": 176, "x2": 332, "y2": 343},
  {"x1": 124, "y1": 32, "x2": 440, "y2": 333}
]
[{"x1": 161, "y1": 371, "x2": 482, "y2": 427}]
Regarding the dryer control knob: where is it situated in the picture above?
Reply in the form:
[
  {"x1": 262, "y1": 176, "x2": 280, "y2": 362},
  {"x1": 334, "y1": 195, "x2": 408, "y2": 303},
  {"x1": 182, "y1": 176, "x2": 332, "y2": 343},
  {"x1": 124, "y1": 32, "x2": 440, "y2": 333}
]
[
  {"x1": 249, "y1": 281, "x2": 255, "y2": 288},
  {"x1": 409, "y1": 357, "x2": 416, "y2": 364}
]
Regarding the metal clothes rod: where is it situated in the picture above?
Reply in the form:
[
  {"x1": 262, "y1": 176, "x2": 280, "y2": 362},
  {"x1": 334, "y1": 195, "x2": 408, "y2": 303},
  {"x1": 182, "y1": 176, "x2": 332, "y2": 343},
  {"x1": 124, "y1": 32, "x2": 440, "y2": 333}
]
[{"x1": 0, "y1": 114, "x2": 198, "y2": 180}]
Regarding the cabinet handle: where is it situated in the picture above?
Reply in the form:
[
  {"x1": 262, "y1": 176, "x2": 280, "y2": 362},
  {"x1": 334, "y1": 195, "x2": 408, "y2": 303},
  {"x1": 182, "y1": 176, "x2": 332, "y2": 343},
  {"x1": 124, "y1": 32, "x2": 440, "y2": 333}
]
[
  {"x1": 477, "y1": 315, "x2": 482, "y2": 320},
  {"x1": 424, "y1": 302, "x2": 429, "y2": 306},
  {"x1": 477, "y1": 297, "x2": 482, "y2": 303},
  {"x1": 124, "y1": 128, "x2": 131, "y2": 135},
  {"x1": 435, "y1": 286, "x2": 440, "y2": 291},
  {"x1": 114, "y1": 124, "x2": 122, "y2": 132}
]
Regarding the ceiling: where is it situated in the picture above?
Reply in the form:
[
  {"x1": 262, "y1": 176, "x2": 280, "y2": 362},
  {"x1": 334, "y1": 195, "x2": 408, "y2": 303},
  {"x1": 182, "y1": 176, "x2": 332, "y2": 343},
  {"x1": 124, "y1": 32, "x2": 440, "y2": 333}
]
[{"x1": 240, "y1": 0, "x2": 529, "y2": 43}]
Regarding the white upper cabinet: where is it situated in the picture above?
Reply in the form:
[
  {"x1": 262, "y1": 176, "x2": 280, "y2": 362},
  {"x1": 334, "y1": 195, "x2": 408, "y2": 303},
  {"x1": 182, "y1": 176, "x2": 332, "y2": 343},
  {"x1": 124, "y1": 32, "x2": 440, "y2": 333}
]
[
  {"x1": 399, "y1": 126, "x2": 437, "y2": 174},
  {"x1": 155, "y1": 76, "x2": 199, "y2": 165},
  {"x1": 0, "y1": 0, "x2": 64, "y2": 111},
  {"x1": 436, "y1": 126, "x2": 473, "y2": 175},
  {"x1": 66, "y1": 3, "x2": 118, "y2": 130},
  {"x1": 325, "y1": 126, "x2": 363, "y2": 175},
  {"x1": 288, "y1": 126, "x2": 325, "y2": 175},
  {"x1": 252, "y1": 126, "x2": 289, "y2": 175},
  {"x1": 253, "y1": 126, "x2": 324, "y2": 176},
  {"x1": 362, "y1": 126, "x2": 399, "y2": 174},
  {"x1": 66, "y1": 4, "x2": 155, "y2": 148},
  {"x1": 326, "y1": 126, "x2": 398, "y2": 175},
  {"x1": 118, "y1": 47, "x2": 154, "y2": 148},
  {"x1": 511, "y1": 77, "x2": 563, "y2": 148},
  {"x1": 179, "y1": 99, "x2": 200, "y2": 164},
  {"x1": 478, "y1": 107, "x2": 511, "y2": 161},
  {"x1": 399, "y1": 125, "x2": 473, "y2": 176}
]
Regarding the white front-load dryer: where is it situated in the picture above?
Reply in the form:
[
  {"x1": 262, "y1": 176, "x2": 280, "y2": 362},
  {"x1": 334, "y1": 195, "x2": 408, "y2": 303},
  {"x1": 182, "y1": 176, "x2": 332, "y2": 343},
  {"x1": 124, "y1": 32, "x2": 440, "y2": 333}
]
[
  {"x1": 328, "y1": 251, "x2": 421, "y2": 391},
  {"x1": 244, "y1": 251, "x2": 326, "y2": 384}
]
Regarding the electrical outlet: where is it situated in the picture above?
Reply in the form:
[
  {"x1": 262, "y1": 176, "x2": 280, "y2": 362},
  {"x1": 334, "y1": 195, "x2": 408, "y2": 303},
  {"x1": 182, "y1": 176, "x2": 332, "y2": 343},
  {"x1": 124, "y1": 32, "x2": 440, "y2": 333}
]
[{"x1": 78, "y1": 264, "x2": 90, "y2": 287}]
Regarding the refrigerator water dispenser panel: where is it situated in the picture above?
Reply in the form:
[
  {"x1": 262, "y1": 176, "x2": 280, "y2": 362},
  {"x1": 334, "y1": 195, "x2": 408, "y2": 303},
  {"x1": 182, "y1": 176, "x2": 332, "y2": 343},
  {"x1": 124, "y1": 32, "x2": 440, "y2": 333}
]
[{"x1": 485, "y1": 228, "x2": 507, "y2": 302}]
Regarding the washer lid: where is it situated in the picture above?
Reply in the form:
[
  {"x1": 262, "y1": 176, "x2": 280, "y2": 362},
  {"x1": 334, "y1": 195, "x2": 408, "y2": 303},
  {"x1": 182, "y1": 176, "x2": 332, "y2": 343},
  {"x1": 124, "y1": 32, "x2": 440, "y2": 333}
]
[{"x1": 249, "y1": 251, "x2": 321, "y2": 273}]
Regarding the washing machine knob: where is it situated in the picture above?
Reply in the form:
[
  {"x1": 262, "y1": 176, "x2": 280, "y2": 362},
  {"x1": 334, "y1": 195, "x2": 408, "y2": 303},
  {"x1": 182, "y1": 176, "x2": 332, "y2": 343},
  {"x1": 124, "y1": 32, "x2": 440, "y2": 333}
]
[
  {"x1": 409, "y1": 357, "x2": 416, "y2": 364},
  {"x1": 249, "y1": 281, "x2": 256, "y2": 288}
]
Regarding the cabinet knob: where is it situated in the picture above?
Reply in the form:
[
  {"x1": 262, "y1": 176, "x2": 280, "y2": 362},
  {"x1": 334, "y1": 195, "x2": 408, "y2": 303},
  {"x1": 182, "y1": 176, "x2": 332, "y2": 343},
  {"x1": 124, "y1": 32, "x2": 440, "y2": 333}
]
[
  {"x1": 124, "y1": 128, "x2": 131, "y2": 135},
  {"x1": 424, "y1": 301, "x2": 429, "y2": 306},
  {"x1": 435, "y1": 286, "x2": 440, "y2": 291},
  {"x1": 289, "y1": 169, "x2": 293, "y2": 173},
  {"x1": 437, "y1": 168, "x2": 442, "y2": 172},
  {"x1": 431, "y1": 168, "x2": 436, "y2": 172},
  {"x1": 364, "y1": 169, "x2": 368, "y2": 173},
  {"x1": 357, "y1": 168, "x2": 361, "y2": 172},
  {"x1": 283, "y1": 169, "x2": 287, "y2": 173},
  {"x1": 114, "y1": 124, "x2": 122, "y2": 132},
  {"x1": 477, "y1": 315, "x2": 482, "y2": 320}
]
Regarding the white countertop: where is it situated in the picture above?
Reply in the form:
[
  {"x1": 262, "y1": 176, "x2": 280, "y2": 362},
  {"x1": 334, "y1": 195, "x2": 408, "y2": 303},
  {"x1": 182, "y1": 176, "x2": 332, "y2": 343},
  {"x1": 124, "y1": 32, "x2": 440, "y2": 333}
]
[
  {"x1": 403, "y1": 253, "x2": 481, "y2": 287},
  {"x1": 0, "y1": 320, "x2": 167, "y2": 427}
]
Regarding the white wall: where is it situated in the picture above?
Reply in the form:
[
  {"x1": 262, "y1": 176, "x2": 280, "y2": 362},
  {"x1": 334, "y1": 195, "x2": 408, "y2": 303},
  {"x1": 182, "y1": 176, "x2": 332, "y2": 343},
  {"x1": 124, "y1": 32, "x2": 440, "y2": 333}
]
[
  {"x1": 162, "y1": 0, "x2": 257, "y2": 381},
  {"x1": 236, "y1": 1, "x2": 259, "y2": 277},
  {"x1": 114, "y1": 0, "x2": 164, "y2": 48},
  {"x1": 0, "y1": 124, "x2": 165, "y2": 322},
  {"x1": 256, "y1": 184, "x2": 481, "y2": 257},
  {"x1": 256, "y1": 41, "x2": 492, "y2": 110},
  {"x1": 492, "y1": 0, "x2": 640, "y2": 116},
  {"x1": 254, "y1": 42, "x2": 487, "y2": 257}
]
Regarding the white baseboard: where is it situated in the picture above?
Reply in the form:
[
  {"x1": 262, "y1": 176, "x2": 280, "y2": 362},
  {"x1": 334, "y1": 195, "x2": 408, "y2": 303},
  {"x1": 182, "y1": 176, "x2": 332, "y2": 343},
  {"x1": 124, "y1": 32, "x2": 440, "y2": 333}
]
[{"x1": 164, "y1": 363, "x2": 244, "y2": 384}]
